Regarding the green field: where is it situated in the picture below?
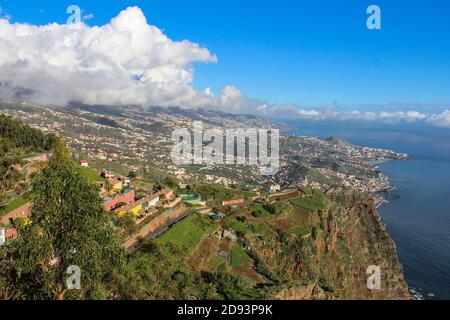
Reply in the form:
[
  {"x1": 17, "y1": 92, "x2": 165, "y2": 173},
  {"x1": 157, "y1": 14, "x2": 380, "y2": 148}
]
[
  {"x1": 251, "y1": 223, "x2": 273, "y2": 236},
  {"x1": 80, "y1": 167, "x2": 105, "y2": 183},
  {"x1": 194, "y1": 184, "x2": 255, "y2": 202},
  {"x1": 251, "y1": 202, "x2": 270, "y2": 218},
  {"x1": 230, "y1": 244, "x2": 250, "y2": 269},
  {"x1": 225, "y1": 219, "x2": 249, "y2": 233},
  {"x1": 157, "y1": 214, "x2": 218, "y2": 254},
  {"x1": 290, "y1": 189, "x2": 327, "y2": 212},
  {"x1": 1, "y1": 196, "x2": 30, "y2": 214}
]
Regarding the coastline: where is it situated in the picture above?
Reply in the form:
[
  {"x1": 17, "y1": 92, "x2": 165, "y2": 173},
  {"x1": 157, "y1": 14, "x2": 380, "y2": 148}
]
[
  {"x1": 370, "y1": 156, "x2": 408, "y2": 209},
  {"x1": 369, "y1": 158, "x2": 393, "y2": 166},
  {"x1": 371, "y1": 158, "x2": 417, "y2": 299}
]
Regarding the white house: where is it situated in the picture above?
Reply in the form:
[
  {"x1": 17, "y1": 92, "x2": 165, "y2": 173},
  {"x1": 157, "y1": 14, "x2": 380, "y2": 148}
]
[
  {"x1": 264, "y1": 184, "x2": 281, "y2": 194},
  {"x1": 147, "y1": 195, "x2": 160, "y2": 207},
  {"x1": 0, "y1": 228, "x2": 5, "y2": 246},
  {"x1": 80, "y1": 160, "x2": 89, "y2": 167}
]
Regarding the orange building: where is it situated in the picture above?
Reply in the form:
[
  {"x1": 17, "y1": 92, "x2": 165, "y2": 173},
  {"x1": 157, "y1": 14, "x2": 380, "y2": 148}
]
[{"x1": 221, "y1": 198, "x2": 245, "y2": 207}]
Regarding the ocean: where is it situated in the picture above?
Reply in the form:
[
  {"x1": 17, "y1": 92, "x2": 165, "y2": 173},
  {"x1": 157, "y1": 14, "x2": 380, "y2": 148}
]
[{"x1": 285, "y1": 119, "x2": 450, "y2": 300}]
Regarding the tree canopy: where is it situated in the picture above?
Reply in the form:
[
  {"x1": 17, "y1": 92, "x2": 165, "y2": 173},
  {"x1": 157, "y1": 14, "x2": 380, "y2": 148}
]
[
  {"x1": 0, "y1": 114, "x2": 57, "y2": 155},
  {"x1": 0, "y1": 140, "x2": 126, "y2": 300}
]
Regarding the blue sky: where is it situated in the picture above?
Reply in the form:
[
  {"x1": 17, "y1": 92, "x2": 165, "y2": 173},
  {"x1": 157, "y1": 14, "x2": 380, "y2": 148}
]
[{"x1": 0, "y1": 0, "x2": 449, "y2": 110}]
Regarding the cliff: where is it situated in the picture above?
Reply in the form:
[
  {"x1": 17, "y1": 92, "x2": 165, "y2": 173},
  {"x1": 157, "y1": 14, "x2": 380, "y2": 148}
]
[
  {"x1": 250, "y1": 187, "x2": 412, "y2": 300},
  {"x1": 119, "y1": 186, "x2": 412, "y2": 300}
]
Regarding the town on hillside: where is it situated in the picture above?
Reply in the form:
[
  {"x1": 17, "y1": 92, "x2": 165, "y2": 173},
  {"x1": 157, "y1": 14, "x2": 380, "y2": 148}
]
[{"x1": 1, "y1": 152, "x2": 295, "y2": 250}]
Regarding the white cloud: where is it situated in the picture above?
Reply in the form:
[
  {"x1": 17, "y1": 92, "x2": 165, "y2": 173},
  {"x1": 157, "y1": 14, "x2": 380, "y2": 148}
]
[
  {"x1": 253, "y1": 104, "x2": 450, "y2": 127},
  {"x1": 0, "y1": 6, "x2": 448, "y2": 129},
  {"x1": 0, "y1": 6, "x2": 218, "y2": 107},
  {"x1": 82, "y1": 13, "x2": 94, "y2": 22},
  {"x1": 219, "y1": 85, "x2": 266, "y2": 112},
  {"x1": 427, "y1": 110, "x2": 450, "y2": 128}
]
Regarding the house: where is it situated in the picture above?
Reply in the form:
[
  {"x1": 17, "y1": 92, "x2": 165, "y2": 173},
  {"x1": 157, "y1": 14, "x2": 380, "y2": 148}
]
[
  {"x1": 178, "y1": 183, "x2": 188, "y2": 190},
  {"x1": 6, "y1": 228, "x2": 17, "y2": 240},
  {"x1": 80, "y1": 160, "x2": 89, "y2": 167},
  {"x1": 109, "y1": 179, "x2": 123, "y2": 192},
  {"x1": 142, "y1": 193, "x2": 160, "y2": 210},
  {"x1": 198, "y1": 207, "x2": 213, "y2": 215},
  {"x1": 23, "y1": 152, "x2": 48, "y2": 163},
  {"x1": 0, "y1": 228, "x2": 5, "y2": 246},
  {"x1": 115, "y1": 201, "x2": 143, "y2": 217},
  {"x1": 263, "y1": 184, "x2": 281, "y2": 194},
  {"x1": 116, "y1": 193, "x2": 161, "y2": 217},
  {"x1": 221, "y1": 198, "x2": 245, "y2": 207},
  {"x1": 102, "y1": 189, "x2": 135, "y2": 211},
  {"x1": 161, "y1": 189, "x2": 174, "y2": 200}
]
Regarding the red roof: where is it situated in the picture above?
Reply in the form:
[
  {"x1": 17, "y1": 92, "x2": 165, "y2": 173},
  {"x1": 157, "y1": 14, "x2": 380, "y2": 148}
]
[{"x1": 6, "y1": 228, "x2": 17, "y2": 239}]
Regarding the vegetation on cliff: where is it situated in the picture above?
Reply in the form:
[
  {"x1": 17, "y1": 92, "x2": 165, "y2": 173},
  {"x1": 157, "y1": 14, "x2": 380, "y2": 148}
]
[
  {"x1": 0, "y1": 141, "x2": 126, "y2": 299},
  {"x1": 123, "y1": 188, "x2": 410, "y2": 300}
]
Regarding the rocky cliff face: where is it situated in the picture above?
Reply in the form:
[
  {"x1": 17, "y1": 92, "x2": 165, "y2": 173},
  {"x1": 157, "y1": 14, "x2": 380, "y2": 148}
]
[
  {"x1": 321, "y1": 188, "x2": 410, "y2": 299},
  {"x1": 243, "y1": 188, "x2": 411, "y2": 300},
  {"x1": 124, "y1": 187, "x2": 411, "y2": 300}
]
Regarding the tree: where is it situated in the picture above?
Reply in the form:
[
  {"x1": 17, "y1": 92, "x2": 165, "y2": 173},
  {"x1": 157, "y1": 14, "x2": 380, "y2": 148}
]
[
  {"x1": 128, "y1": 171, "x2": 137, "y2": 179},
  {"x1": 0, "y1": 140, "x2": 126, "y2": 300}
]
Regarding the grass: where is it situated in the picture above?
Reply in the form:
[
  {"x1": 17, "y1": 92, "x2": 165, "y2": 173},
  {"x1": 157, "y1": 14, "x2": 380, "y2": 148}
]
[
  {"x1": 195, "y1": 184, "x2": 254, "y2": 202},
  {"x1": 251, "y1": 224, "x2": 273, "y2": 236},
  {"x1": 251, "y1": 203, "x2": 270, "y2": 218},
  {"x1": 80, "y1": 167, "x2": 105, "y2": 183},
  {"x1": 230, "y1": 244, "x2": 250, "y2": 269},
  {"x1": 210, "y1": 256, "x2": 225, "y2": 271},
  {"x1": 225, "y1": 219, "x2": 249, "y2": 233},
  {"x1": 294, "y1": 224, "x2": 311, "y2": 238},
  {"x1": 2, "y1": 196, "x2": 30, "y2": 214},
  {"x1": 290, "y1": 189, "x2": 327, "y2": 213},
  {"x1": 157, "y1": 214, "x2": 218, "y2": 254}
]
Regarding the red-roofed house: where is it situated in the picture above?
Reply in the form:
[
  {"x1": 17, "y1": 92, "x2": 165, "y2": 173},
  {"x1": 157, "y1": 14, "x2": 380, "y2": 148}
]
[
  {"x1": 6, "y1": 228, "x2": 17, "y2": 240},
  {"x1": 80, "y1": 160, "x2": 89, "y2": 167},
  {"x1": 102, "y1": 189, "x2": 135, "y2": 211}
]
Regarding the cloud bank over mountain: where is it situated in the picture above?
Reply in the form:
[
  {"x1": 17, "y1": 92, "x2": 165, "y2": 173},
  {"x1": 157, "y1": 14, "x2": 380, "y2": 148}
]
[
  {"x1": 0, "y1": 6, "x2": 449, "y2": 127},
  {"x1": 0, "y1": 7, "x2": 219, "y2": 107}
]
